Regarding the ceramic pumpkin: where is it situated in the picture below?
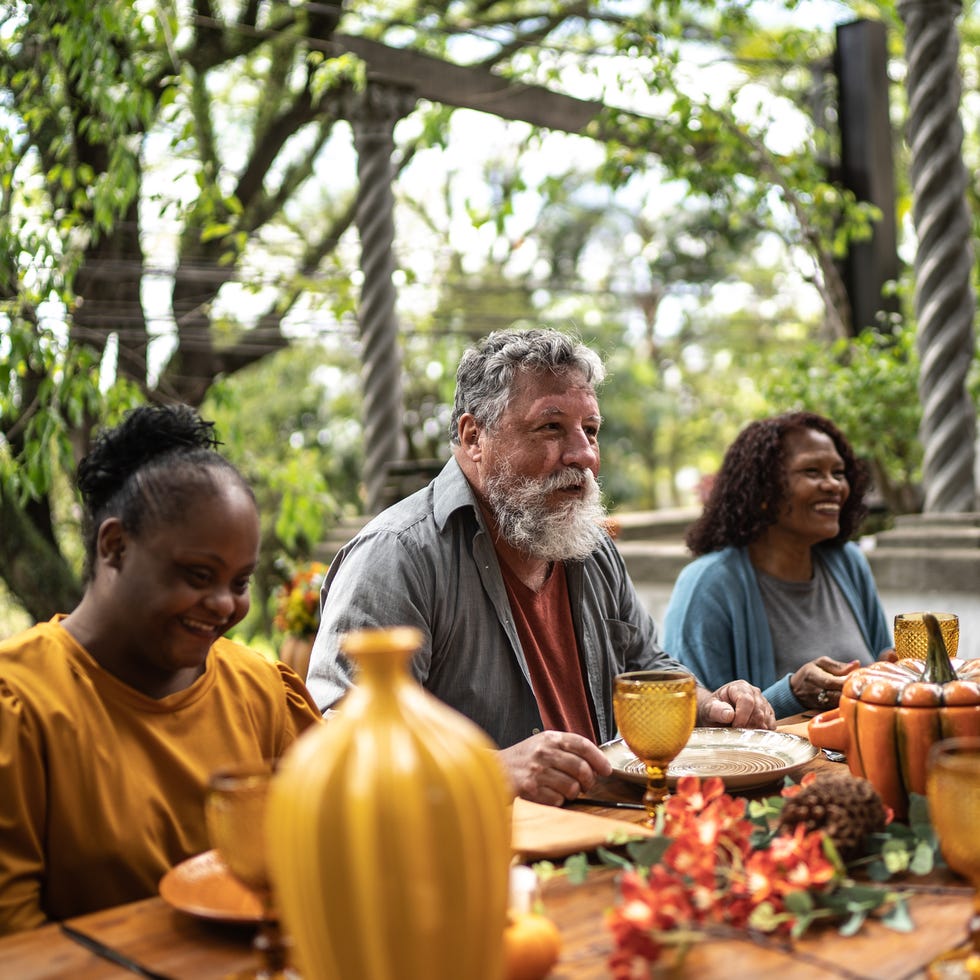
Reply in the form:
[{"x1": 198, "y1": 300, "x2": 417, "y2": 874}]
[{"x1": 809, "y1": 615, "x2": 980, "y2": 819}]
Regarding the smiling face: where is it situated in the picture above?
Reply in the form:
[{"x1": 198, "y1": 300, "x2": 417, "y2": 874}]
[
  {"x1": 774, "y1": 426, "x2": 850, "y2": 547},
  {"x1": 97, "y1": 475, "x2": 260, "y2": 695},
  {"x1": 460, "y1": 368, "x2": 608, "y2": 561}
]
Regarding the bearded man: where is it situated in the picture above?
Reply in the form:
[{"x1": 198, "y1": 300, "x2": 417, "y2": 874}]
[{"x1": 306, "y1": 328, "x2": 774, "y2": 804}]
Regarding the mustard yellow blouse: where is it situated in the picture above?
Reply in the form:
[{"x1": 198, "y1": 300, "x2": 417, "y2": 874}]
[{"x1": 0, "y1": 617, "x2": 322, "y2": 935}]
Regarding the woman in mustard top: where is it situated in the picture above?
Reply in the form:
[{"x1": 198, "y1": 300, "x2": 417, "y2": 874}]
[{"x1": 0, "y1": 405, "x2": 322, "y2": 935}]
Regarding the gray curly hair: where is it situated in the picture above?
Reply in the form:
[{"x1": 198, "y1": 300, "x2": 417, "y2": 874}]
[{"x1": 449, "y1": 328, "x2": 606, "y2": 445}]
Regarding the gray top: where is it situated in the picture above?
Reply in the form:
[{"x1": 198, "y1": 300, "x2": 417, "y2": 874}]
[
  {"x1": 755, "y1": 554, "x2": 875, "y2": 680},
  {"x1": 306, "y1": 457, "x2": 684, "y2": 748}
]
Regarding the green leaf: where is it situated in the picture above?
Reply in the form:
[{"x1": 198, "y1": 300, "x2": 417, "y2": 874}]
[
  {"x1": 748, "y1": 901, "x2": 788, "y2": 933},
  {"x1": 881, "y1": 896, "x2": 914, "y2": 933},
  {"x1": 783, "y1": 890, "x2": 815, "y2": 914},
  {"x1": 908, "y1": 840, "x2": 935, "y2": 876},
  {"x1": 838, "y1": 909, "x2": 868, "y2": 937},
  {"x1": 595, "y1": 846, "x2": 636, "y2": 871},
  {"x1": 625, "y1": 836, "x2": 673, "y2": 867},
  {"x1": 907, "y1": 794, "x2": 935, "y2": 840},
  {"x1": 200, "y1": 222, "x2": 234, "y2": 243},
  {"x1": 563, "y1": 852, "x2": 591, "y2": 885},
  {"x1": 530, "y1": 860, "x2": 559, "y2": 883}
]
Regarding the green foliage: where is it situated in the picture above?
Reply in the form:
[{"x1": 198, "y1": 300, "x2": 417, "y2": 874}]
[
  {"x1": 756, "y1": 321, "x2": 925, "y2": 514},
  {"x1": 860, "y1": 794, "x2": 942, "y2": 881},
  {"x1": 0, "y1": 325, "x2": 142, "y2": 503},
  {"x1": 202, "y1": 342, "x2": 364, "y2": 636}
]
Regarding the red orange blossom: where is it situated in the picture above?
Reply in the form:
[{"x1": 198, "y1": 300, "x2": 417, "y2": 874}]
[{"x1": 607, "y1": 774, "x2": 846, "y2": 978}]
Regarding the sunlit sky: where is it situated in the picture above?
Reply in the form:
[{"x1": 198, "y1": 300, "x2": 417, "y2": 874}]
[{"x1": 124, "y1": 1, "x2": 869, "y2": 373}]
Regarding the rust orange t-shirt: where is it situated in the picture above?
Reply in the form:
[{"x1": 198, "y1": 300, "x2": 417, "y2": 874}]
[{"x1": 500, "y1": 561, "x2": 598, "y2": 741}]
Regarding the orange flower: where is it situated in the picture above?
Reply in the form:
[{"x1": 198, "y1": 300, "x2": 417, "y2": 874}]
[
  {"x1": 605, "y1": 775, "x2": 848, "y2": 973},
  {"x1": 780, "y1": 771, "x2": 819, "y2": 799}
]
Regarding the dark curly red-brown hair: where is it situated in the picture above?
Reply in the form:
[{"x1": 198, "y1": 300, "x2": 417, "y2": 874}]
[{"x1": 685, "y1": 411, "x2": 870, "y2": 556}]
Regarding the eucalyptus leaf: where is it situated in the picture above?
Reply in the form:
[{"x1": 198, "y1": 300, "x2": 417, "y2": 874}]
[
  {"x1": 837, "y1": 909, "x2": 867, "y2": 937},
  {"x1": 563, "y1": 853, "x2": 591, "y2": 885},
  {"x1": 881, "y1": 897, "x2": 915, "y2": 933},
  {"x1": 909, "y1": 840, "x2": 935, "y2": 876},
  {"x1": 784, "y1": 890, "x2": 815, "y2": 914},
  {"x1": 596, "y1": 846, "x2": 637, "y2": 871},
  {"x1": 626, "y1": 836, "x2": 673, "y2": 867}
]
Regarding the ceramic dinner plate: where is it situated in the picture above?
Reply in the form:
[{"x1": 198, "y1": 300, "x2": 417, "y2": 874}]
[
  {"x1": 159, "y1": 849, "x2": 269, "y2": 924},
  {"x1": 600, "y1": 727, "x2": 819, "y2": 792}
]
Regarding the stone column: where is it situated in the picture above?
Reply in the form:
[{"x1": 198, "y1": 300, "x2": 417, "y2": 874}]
[
  {"x1": 898, "y1": 0, "x2": 977, "y2": 512},
  {"x1": 345, "y1": 82, "x2": 416, "y2": 514}
]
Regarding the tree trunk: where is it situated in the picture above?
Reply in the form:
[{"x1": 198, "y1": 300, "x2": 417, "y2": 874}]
[{"x1": 0, "y1": 493, "x2": 82, "y2": 623}]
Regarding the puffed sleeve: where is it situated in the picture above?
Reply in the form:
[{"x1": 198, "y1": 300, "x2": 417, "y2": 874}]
[
  {"x1": 273, "y1": 660, "x2": 324, "y2": 749},
  {"x1": 0, "y1": 676, "x2": 48, "y2": 936}
]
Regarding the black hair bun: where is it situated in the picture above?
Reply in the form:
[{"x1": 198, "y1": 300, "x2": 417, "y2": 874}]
[{"x1": 76, "y1": 404, "x2": 220, "y2": 508}]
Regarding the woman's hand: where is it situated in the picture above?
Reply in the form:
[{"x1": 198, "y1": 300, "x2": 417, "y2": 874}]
[{"x1": 790, "y1": 656, "x2": 860, "y2": 711}]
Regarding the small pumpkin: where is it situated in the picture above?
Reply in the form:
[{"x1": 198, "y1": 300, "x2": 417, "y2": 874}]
[
  {"x1": 503, "y1": 911, "x2": 562, "y2": 980},
  {"x1": 809, "y1": 613, "x2": 980, "y2": 819}
]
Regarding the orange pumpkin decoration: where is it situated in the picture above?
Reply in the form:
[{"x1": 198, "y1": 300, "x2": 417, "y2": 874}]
[
  {"x1": 809, "y1": 614, "x2": 980, "y2": 819},
  {"x1": 503, "y1": 912, "x2": 562, "y2": 980}
]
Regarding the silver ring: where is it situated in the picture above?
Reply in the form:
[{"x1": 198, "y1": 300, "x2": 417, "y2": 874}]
[{"x1": 816, "y1": 690, "x2": 830, "y2": 706}]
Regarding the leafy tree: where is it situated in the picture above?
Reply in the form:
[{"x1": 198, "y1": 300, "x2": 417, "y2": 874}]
[
  {"x1": 2, "y1": 0, "x2": 357, "y2": 618},
  {"x1": 5, "y1": 0, "x2": 971, "y2": 623}
]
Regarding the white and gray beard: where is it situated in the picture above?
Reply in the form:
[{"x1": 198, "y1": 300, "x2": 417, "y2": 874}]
[{"x1": 484, "y1": 464, "x2": 609, "y2": 562}]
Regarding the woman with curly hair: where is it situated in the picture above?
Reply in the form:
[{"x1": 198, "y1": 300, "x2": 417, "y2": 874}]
[{"x1": 663, "y1": 411, "x2": 893, "y2": 718}]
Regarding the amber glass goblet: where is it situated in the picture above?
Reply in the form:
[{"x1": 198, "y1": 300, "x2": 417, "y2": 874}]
[
  {"x1": 613, "y1": 670, "x2": 697, "y2": 825},
  {"x1": 926, "y1": 737, "x2": 980, "y2": 979},
  {"x1": 205, "y1": 763, "x2": 297, "y2": 980},
  {"x1": 894, "y1": 612, "x2": 959, "y2": 661}
]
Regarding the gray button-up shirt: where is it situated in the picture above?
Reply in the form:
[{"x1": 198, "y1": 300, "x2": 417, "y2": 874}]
[{"x1": 306, "y1": 457, "x2": 685, "y2": 748}]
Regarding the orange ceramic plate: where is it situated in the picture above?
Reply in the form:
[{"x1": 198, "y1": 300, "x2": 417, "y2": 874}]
[{"x1": 159, "y1": 850, "x2": 268, "y2": 924}]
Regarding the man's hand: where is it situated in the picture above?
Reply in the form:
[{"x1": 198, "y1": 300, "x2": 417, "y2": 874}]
[
  {"x1": 697, "y1": 680, "x2": 776, "y2": 730},
  {"x1": 498, "y1": 731, "x2": 613, "y2": 806}
]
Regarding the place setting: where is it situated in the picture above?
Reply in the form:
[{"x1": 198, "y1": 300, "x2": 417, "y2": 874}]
[
  {"x1": 595, "y1": 669, "x2": 818, "y2": 821},
  {"x1": 161, "y1": 761, "x2": 296, "y2": 979}
]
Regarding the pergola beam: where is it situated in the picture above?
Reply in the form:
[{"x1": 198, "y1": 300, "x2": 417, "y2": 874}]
[{"x1": 333, "y1": 33, "x2": 649, "y2": 142}]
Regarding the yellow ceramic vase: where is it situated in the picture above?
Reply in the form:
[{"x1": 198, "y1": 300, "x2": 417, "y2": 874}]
[{"x1": 266, "y1": 626, "x2": 513, "y2": 980}]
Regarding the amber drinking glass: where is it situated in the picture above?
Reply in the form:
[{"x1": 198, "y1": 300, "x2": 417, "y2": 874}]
[
  {"x1": 206, "y1": 763, "x2": 296, "y2": 980},
  {"x1": 894, "y1": 612, "x2": 959, "y2": 661},
  {"x1": 926, "y1": 738, "x2": 980, "y2": 979},
  {"x1": 613, "y1": 670, "x2": 697, "y2": 824}
]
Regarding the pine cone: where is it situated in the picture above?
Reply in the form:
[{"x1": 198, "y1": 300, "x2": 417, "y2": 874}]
[{"x1": 778, "y1": 772, "x2": 887, "y2": 858}]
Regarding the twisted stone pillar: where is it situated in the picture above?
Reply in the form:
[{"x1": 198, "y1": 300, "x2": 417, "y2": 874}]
[
  {"x1": 345, "y1": 83, "x2": 416, "y2": 514},
  {"x1": 898, "y1": 0, "x2": 977, "y2": 512}
]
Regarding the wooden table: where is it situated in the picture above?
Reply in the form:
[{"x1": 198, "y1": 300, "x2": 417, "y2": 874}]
[{"x1": 1, "y1": 717, "x2": 973, "y2": 979}]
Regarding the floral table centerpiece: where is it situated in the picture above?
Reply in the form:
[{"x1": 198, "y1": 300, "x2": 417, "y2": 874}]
[
  {"x1": 540, "y1": 771, "x2": 942, "y2": 979},
  {"x1": 273, "y1": 561, "x2": 329, "y2": 680}
]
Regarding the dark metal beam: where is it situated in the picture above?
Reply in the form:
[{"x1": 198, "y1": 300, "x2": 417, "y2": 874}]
[{"x1": 835, "y1": 19, "x2": 900, "y2": 333}]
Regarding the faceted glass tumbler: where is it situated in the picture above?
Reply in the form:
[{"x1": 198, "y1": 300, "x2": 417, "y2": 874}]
[{"x1": 894, "y1": 612, "x2": 959, "y2": 661}]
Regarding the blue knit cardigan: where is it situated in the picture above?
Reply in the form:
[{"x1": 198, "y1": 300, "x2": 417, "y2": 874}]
[{"x1": 662, "y1": 542, "x2": 892, "y2": 718}]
